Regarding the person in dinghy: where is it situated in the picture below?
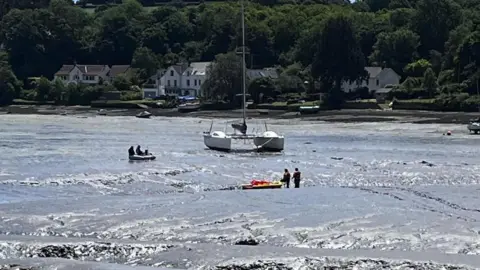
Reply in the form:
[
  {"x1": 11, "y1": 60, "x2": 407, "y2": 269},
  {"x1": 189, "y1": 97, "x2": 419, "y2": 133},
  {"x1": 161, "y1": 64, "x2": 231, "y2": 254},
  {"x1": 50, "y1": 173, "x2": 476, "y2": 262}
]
[{"x1": 135, "y1": 145, "x2": 150, "y2": 156}]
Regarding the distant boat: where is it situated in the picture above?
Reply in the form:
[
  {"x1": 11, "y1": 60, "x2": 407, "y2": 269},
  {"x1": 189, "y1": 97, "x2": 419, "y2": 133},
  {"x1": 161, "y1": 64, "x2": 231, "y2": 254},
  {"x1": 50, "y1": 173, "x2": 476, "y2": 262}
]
[
  {"x1": 97, "y1": 109, "x2": 107, "y2": 116},
  {"x1": 468, "y1": 118, "x2": 480, "y2": 134},
  {"x1": 178, "y1": 101, "x2": 201, "y2": 113},
  {"x1": 136, "y1": 111, "x2": 152, "y2": 119},
  {"x1": 299, "y1": 105, "x2": 320, "y2": 115}
]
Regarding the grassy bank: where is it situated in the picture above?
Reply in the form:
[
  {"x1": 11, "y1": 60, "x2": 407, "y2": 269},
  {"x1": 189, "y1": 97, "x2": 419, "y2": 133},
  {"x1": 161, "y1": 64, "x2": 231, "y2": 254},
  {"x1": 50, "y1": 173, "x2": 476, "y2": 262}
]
[
  {"x1": 90, "y1": 100, "x2": 163, "y2": 108},
  {"x1": 12, "y1": 99, "x2": 55, "y2": 105},
  {"x1": 248, "y1": 99, "x2": 382, "y2": 111}
]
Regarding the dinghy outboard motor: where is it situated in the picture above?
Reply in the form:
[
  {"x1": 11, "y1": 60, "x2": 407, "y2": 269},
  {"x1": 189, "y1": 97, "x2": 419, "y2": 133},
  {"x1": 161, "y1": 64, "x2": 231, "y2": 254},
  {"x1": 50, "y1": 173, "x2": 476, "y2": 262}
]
[{"x1": 232, "y1": 121, "x2": 247, "y2": 135}]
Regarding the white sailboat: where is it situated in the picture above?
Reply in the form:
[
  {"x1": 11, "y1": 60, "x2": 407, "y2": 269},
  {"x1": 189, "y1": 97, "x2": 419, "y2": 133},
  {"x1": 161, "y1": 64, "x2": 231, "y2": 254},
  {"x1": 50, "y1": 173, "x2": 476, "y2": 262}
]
[{"x1": 203, "y1": 0, "x2": 284, "y2": 152}]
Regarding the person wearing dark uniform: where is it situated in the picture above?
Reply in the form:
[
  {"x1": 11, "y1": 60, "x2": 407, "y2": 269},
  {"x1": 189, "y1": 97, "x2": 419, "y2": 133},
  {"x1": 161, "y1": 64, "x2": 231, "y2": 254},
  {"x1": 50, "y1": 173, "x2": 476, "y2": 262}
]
[
  {"x1": 282, "y1": 169, "x2": 291, "y2": 188},
  {"x1": 293, "y1": 168, "x2": 301, "y2": 188},
  {"x1": 128, "y1": 146, "x2": 135, "y2": 156}
]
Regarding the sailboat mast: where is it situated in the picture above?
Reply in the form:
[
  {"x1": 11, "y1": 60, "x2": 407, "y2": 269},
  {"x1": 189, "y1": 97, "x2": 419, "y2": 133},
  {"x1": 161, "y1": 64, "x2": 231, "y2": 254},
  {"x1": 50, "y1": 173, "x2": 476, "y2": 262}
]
[{"x1": 241, "y1": 0, "x2": 246, "y2": 123}]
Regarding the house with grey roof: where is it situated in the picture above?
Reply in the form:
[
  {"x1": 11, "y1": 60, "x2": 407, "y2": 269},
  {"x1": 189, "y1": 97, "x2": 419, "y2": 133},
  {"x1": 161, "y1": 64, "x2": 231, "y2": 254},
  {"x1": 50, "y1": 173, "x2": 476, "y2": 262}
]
[
  {"x1": 246, "y1": 68, "x2": 279, "y2": 80},
  {"x1": 54, "y1": 64, "x2": 111, "y2": 85},
  {"x1": 342, "y1": 67, "x2": 401, "y2": 92},
  {"x1": 142, "y1": 64, "x2": 280, "y2": 99}
]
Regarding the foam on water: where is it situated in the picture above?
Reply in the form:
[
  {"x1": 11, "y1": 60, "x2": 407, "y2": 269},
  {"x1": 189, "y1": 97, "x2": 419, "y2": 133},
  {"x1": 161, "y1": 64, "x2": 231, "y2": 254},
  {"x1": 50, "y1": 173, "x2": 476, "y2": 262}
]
[{"x1": 1, "y1": 115, "x2": 480, "y2": 269}]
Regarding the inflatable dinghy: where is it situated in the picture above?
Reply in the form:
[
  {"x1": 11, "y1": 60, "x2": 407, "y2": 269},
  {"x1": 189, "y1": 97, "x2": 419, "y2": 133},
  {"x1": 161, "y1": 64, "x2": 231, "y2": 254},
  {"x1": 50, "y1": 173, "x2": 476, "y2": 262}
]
[
  {"x1": 241, "y1": 180, "x2": 282, "y2": 190},
  {"x1": 129, "y1": 154, "x2": 156, "y2": 161}
]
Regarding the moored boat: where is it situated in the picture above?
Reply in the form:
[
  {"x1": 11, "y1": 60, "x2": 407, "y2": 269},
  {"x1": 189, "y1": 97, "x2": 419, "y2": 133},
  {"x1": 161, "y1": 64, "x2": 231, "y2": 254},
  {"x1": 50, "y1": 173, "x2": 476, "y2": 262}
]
[
  {"x1": 178, "y1": 102, "x2": 201, "y2": 113},
  {"x1": 136, "y1": 111, "x2": 152, "y2": 118},
  {"x1": 468, "y1": 118, "x2": 480, "y2": 134}
]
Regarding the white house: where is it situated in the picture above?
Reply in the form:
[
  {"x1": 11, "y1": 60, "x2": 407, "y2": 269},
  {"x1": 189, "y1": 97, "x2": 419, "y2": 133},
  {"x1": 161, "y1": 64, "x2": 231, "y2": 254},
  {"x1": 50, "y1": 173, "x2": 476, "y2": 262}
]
[
  {"x1": 54, "y1": 65, "x2": 110, "y2": 85},
  {"x1": 142, "y1": 62, "x2": 211, "y2": 99},
  {"x1": 342, "y1": 67, "x2": 401, "y2": 92}
]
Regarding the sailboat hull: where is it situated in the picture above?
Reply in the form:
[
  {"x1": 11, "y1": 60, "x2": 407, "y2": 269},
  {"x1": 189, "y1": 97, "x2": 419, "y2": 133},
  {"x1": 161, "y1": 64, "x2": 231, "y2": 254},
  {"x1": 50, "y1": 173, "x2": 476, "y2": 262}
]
[
  {"x1": 203, "y1": 132, "x2": 232, "y2": 151},
  {"x1": 254, "y1": 137, "x2": 284, "y2": 152},
  {"x1": 253, "y1": 131, "x2": 284, "y2": 152}
]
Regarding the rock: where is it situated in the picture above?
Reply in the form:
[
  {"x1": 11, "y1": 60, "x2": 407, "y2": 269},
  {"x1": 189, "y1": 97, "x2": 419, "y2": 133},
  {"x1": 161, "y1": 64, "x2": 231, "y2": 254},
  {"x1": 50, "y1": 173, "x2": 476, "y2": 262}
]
[{"x1": 234, "y1": 238, "x2": 259, "y2": 246}]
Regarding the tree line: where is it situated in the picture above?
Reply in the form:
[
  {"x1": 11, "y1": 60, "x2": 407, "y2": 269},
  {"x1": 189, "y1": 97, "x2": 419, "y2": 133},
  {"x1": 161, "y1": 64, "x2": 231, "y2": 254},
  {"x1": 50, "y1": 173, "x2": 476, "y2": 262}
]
[{"x1": 0, "y1": 0, "x2": 479, "y2": 109}]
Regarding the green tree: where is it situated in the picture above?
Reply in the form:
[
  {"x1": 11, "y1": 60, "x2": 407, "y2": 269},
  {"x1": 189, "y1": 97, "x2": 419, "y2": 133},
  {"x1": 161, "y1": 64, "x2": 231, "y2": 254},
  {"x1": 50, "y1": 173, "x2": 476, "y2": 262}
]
[
  {"x1": 0, "y1": 52, "x2": 22, "y2": 105},
  {"x1": 404, "y1": 59, "x2": 432, "y2": 77},
  {"x1": 311, "y1": 14, "x2": 367, "y2": 108},
  {"x1": 131, "y1": 46, "x2": 159, "y2": 84},
  {"x1": 369, "y1": 29, "x2": 420, "y2": 76},
  {"x1": 248, "y1": 77, "x2": 276, "y2": 104},
  {"x1": 422, "y1": 67, "x2": 438, "y2": 97},
  {"x1": 201, "y1": 52, "x2": 243, "y2": 102},
  {"x1": 35, "y1": 77, "x2": 52, "y2": 101},
  {"x1": 112, "y1": 74, "x2": 132, "y2": 91},
  {"x1": 413, "y1": 0, "x2": 462, "y2": 56}
]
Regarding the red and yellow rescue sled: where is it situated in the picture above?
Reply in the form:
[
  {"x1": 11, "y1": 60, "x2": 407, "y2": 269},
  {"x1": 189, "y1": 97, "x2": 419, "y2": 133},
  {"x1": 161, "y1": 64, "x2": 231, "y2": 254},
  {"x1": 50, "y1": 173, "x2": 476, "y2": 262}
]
[{"x1": 241, "y1": 180, "x2": 283, "y2": 190}]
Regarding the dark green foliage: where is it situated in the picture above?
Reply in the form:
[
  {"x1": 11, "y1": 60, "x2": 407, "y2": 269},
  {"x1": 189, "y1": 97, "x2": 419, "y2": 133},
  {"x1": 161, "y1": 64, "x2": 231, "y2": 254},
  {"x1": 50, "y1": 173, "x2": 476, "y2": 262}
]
[{"x1": 0, "y1": 0, "x2": 478, "y2": 109}]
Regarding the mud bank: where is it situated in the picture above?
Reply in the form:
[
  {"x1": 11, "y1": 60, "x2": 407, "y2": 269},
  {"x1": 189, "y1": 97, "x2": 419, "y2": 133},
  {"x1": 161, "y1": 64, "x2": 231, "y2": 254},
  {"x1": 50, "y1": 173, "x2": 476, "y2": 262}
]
[{"x1": 2, "y1": 105, "x2": 480, "y2": 124}]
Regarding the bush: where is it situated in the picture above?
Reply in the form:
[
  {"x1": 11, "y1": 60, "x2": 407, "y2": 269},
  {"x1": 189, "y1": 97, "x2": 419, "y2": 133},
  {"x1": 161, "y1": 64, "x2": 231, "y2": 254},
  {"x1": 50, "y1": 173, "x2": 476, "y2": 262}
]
[{"x1": 387, "y1": 87, "x2": 430, "y2": 100}]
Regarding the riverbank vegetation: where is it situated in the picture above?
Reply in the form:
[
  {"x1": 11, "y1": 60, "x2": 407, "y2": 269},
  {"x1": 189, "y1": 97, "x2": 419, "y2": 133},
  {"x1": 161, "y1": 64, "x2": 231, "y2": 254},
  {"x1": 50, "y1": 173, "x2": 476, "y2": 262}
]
[{"x1": 0, "y1": 0, "x2": 479, "y2": 111}]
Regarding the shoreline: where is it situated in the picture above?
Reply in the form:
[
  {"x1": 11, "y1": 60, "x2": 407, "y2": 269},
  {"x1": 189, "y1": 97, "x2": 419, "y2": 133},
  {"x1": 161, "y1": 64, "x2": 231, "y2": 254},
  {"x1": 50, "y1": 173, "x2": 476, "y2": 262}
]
[{"x1": 1, "y1": 104, "x2": 479, "y2": 124}]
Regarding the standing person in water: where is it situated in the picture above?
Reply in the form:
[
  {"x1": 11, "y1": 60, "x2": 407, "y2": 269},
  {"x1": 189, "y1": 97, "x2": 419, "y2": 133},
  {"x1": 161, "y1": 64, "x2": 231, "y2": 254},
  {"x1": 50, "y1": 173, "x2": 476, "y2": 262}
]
[
  {"x1": 282, "y1": 169, "x2": 291, "y2": 188},
  {"x1": 293, "y1": 168, "x2": 301, "y2": 188}
]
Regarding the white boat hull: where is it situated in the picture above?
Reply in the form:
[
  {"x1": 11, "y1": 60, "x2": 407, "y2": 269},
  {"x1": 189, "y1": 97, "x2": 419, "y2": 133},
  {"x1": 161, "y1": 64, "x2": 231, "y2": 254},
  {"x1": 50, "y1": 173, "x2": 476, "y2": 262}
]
[
  {"x1": 203, "y1": 131, "x2": 232, "y2": 151},
  {"x1": 253, "y1": 131, "x2": 284, "y2": 152},
  {"x1": 254, "y1": 136, "x2": 284, "y2": 152},
  {"x1": 129, "y1": 155, "x2": 156, "y2": 161},
  {"x1": 178, "y1": 104, "x2": 200, "y2": 112}
]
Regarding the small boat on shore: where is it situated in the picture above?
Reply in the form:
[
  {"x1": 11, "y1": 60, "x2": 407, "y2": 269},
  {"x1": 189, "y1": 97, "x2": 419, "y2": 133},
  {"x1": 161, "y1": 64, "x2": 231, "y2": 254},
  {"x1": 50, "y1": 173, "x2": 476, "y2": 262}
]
[
  {"x1": 97, "y1": 109, "x2": 107, "y2": 116},
  {"x1": 299, "y1": 105, "x2": 320, "y2": 115},
  {"x1": 241, "y1": 180, "x2": 282, "y2": 190},
  {"x1": 178, "y1": 102, "x2": 201, "y2": 113},
  {"x1": 468, "y1": 120, "x2": 480, "y2": 134},
  {"x1": 136, "y1": 111, "x2": 152, "y2": 119},
  {"x1": 129, "y1": 154, "x2": 156, "y2": 161}
]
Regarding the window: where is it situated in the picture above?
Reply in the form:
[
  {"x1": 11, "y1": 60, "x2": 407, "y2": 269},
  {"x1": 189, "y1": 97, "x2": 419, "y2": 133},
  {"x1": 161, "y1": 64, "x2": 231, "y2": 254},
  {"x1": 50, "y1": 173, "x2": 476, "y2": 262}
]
[
  {"x1": 199, "y1": 80, "x2": 201, "y2": 85},
  {"x1": 82, "y1": 75, "x2": 95, "y2": 81},
  {"x1": 174, "y1": 80, "x2": 177, "y2": 87},
  {"x1": 74, "y1": 75, "x2": 79, "y2": 80},
  {"x1": 61, "y1": 76, "x2": 67, "y2": 80},
  {"x1": 376, "y1": 79, "x2": 379, "y2": 86},
  {"x1": 194, "y1": 80, "x2": 197, "y2": 86},
  {"x1": 167, "y1": 80, "x2": 171, "y2": 86},
  {"x1": 170, "y1": 70, "x2": 174, "y2": 76},
  {"x1": 186, "y1": 80, "x2": 190, "y2": 86}
]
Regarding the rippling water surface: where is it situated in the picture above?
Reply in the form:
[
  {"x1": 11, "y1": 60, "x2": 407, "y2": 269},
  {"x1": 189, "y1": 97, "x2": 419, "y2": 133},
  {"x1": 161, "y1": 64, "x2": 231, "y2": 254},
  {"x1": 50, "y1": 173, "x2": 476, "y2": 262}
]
[{"x1": 1, "y1": 114, "x2": 480, "y2": 269}]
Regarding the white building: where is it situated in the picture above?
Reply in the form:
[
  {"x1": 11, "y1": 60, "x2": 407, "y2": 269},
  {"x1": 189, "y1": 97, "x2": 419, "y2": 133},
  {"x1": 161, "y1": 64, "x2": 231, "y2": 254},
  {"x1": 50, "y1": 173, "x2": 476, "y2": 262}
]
[
  {"x1": 342, "y1": 67, "x2": 401, "y2": 92},
  {"x1": 54, "y1": 65, "x2": 111, "y2": 85},
  {"x1": 143, "y1": 62, "x2": 211, "y2": 99}
]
